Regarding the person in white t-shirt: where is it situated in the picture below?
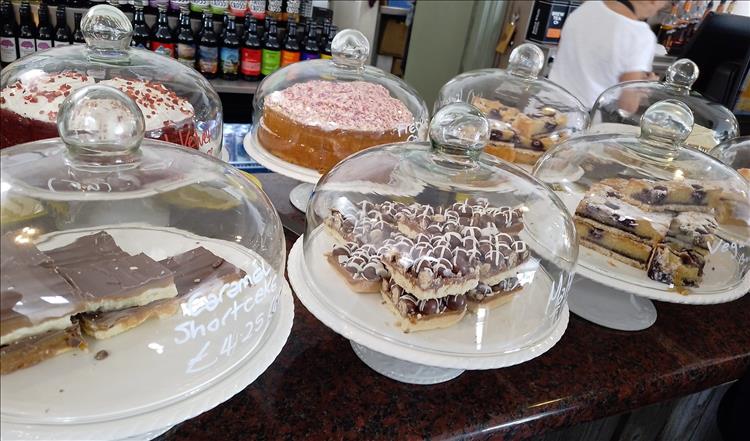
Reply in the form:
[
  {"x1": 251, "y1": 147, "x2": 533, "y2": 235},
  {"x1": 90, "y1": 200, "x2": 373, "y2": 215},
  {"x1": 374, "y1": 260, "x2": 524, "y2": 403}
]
[{"x1": 549, "y1": 0, "x2": 669, "y2": 109}]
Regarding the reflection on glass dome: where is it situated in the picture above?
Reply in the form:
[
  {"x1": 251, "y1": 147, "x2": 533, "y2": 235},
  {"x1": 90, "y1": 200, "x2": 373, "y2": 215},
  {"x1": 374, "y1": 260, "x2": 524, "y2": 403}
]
[
  {"x1": 251, "y1": 29, "x2": 429, "y2": 175},
  {"x1": 0, "y1": 84, "x2": 284, "y2": 432},
  {"x1": 0, "y1": 5, "x2": 223, "y2": 157},
  {"x1": 590, "y1": 59, "x2": 739, "y2": 152},
  {"x1": 435, "y1": 43, "x2": 589, "y2": 168},
  {"x1": 298, "y1": 102, "x2": 576, "y2": 360},
  {"x1": 710, "y1": 136, "x2": 750, "y2": 180},
  {"x1": 535, "y1": 100, "x2": 749, "y2": 297}
]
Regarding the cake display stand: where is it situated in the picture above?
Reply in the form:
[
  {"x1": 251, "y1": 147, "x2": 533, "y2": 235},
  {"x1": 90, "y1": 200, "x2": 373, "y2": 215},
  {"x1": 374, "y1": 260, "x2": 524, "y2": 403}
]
[
  {"x1": 288, "y1": 234, "x2": 570, "y2": 384},
  {"x1": 244, "y1": 131, "x2": 320, "y2": 213},
  {"x1": 1, "y1": 226, "x2": 295, "y2": 441}
]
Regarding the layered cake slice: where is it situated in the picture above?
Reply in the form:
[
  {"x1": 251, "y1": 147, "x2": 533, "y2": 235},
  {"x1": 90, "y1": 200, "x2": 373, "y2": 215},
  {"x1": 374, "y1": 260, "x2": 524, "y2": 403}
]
[
  {"x1": 575, "y1": 190, "x2": 673, "y2": 269},
  {"x1": 466, "y1": 277, "x2": 523, "y2": 312},
  {"x1": 326, "y1": 242, "x2": 389, "y2": 294},
  {"x1": 258, "y1": 80, "x2": 415, "y2": 174},
  {"x1": 44, "y1": 232, "x2": 178, "y2": 313},
  {"x1": 666, "y1": 212, "x2": 718, "y2": 256},
  {"x1": 617, "y1": 179, "x2": 720, "y2": 212},
  {"x1": 0, "y1": 71, "x2": 95, "y2": 148},
  {"x1": 380, "y1": 278, "x2": 466, "y2": 332},
  {"x1": 80, "y1": 247, "x2": 245, "y2": 339},
  {"x1": 1, "y1": 234, "x2": 87, "y2": 375},
  {"x1": 647, "y1": 244, "x2": 705, "y2": 289}
]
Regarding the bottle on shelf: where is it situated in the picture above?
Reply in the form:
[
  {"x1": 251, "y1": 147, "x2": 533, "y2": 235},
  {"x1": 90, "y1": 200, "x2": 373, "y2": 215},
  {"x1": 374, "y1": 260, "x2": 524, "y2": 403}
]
[
  {"x1": 220, "y1": 14, "x2": 239, "y2": 79},
  {"x1": 300, "y1": 20, "x2": 318, "y2": 60},
  {"x1": 191, "y1": 0, "x2": 210, "y2": 14},
  {"x1": 197, "y1": 11, "x2": 219, "y2": 78},
  {"x1": 299, "y1": 0, "x2": 312, "y2": 23},
  {"x1": 119, "y1": 0, "x2": 135, "y2": 14},
  {"x1": 249, "y1": 0, "x2": 265, "y2": 20},
  {"x1": 716, "y1": 0, "x2": 727, "y2": 13},
  {"x1": 131, "y1": 1, "x2": 152, "y2": 48},
  {"x1": 0, "y1": 0, "x2": 19, "y2": 67},
  {"x1": 320, "y1": 24, "x2": 334, "y2": 59},
  {"x1": 240, "y1": 14, "x2": 261, "y2": 81},
  {"x1": 703, "y1": 0, "x2": 715, "y2": 20},
  {"x1": 218, "y1": 12, "x2": 228, "y2": 40},
  {"x1": 151, "y1": 4, "x2": 176, "y2": 56},
  {"x1": 280, "y1": 19, "x2": 299, "y2": 67},
  {"x1": 285, "y1": 0, "x2": 299, "y2": 24},
  {"x1": 18, "y1": 1, "x2": 37, "y2": 57},
  {"x1": 176, "y1": 6, "x2": 197, "y2": 68},
  {"x1": 169, "y1": 0, "x2": 189, "y2": 17},
  {"x1": 228, "y1": 0, "x2": 247, "y2": 17},
  {"x1": 210, "y1": 0, "x2": 228, "y2": 17},
  {"x1": 53, "y1": 5, "x2": 72, "y2": 47},
  {"x1": 89, "y1": 0, "x2": 108, "y2": 7},
  {"x1": 657, "y1": 2, "x2": 679, "y2": 51},
  {"x1": 36, "y1": 1, "x2": 54, "y2": 52},
  {"x1": 260, "y1": 17, "x2": 280, "y2": 76},
  {"x1": 672, "y1": 0, "x2": 693, "y2": 50},
  {"x1": 72, "y1": 12, "x2": 85, "y2": 45},
  {"x1": 266, "y1": 0, "x2": 281, "y2": 22},
  {"x1": 727, "y1": 0, "x2": 736, "y2": 14},
  {"x1": 318, "y1": 17, "x2": 330, "y2": 48}
]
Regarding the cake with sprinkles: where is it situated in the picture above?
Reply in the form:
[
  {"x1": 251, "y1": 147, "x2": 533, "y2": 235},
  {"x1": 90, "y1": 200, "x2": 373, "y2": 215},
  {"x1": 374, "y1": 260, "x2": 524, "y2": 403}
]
[
  {"x1": 0, "y1": 72, "x2": 197, "y2": 149},
  {"x1": 257, "y1": 80, "x2": 415, "y2": 173}
]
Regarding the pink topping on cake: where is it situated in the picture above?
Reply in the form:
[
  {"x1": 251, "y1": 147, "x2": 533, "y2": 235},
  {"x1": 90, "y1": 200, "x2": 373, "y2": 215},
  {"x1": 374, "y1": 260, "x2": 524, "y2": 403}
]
[
  {"x1": 264, "y1": 80, "x2": 414, "y2": 132},
  {"x1": 100, "y1": 78, "x2": 194, "y2": 132},
  {"x1": 0, "y1": 71, "x2": 95, "y2": 122}
]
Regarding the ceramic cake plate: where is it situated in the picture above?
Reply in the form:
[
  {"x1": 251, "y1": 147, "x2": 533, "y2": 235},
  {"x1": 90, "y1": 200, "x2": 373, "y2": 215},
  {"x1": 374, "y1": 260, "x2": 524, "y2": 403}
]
[
  {"x1": 287, "y1": 231, "x2": 569, "y2": 384},
  {"x1": 243, "y1": 131, "x2": 319, "y2": 213},
  {"x1": 1, "y1": 225, "x2": 294, "y2": 441}
]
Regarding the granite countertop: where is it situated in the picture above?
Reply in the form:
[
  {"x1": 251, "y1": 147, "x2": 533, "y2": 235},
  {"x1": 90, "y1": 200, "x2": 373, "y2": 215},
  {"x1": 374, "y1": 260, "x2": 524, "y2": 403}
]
[{"x1": 159, "y1": 173, "x2": 750, "y2": 441}]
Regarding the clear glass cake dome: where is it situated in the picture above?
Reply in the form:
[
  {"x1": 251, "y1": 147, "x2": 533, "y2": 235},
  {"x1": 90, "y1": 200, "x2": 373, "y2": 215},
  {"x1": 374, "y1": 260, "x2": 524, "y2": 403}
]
[
  {"x1": 295, "y1": 102, "x2": 577, "y2": 366},
  {"x1": 434, "y1": 43, "x2": 589, "y2": 168},
  {"x1": 534, "y1": 100, "x2": 749, "y2": 297},
  {"x1": 710, "y1": 136, "x2": 750, "y2": 179},
  {"x1": 0, "y1": 5, "x2": 223, "y2": 157},
  {"x1": 0, "y1": 85, "x2": 285, "y2": 438},
  {"x1": 590, "y1": 59, "x2": 739, "y2": 152},
  {"x1": 250, "y1": 29, "x2": 429, "y2": 175}
]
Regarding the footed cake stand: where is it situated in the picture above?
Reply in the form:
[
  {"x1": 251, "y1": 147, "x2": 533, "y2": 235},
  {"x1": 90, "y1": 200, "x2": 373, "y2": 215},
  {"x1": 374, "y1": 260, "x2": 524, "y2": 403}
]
[
  {"x1": 569, "y1": 244, "x2": 750, "y2": 331},
  {"x1": 243, "y1": 131, "x2": 320, "y2": 213},
  {"x1": 288, "y1": 234, "x2": 570, "y2": 384}
]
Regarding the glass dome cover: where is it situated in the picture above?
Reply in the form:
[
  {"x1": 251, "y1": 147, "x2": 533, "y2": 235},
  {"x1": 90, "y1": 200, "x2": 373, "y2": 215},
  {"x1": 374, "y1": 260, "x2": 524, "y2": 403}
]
[
  {"x1": 0, "y1": 85, "x2": 284, "y2": 430},
  {"x1": 0, "y1": 5, "x2": 223, "y2": 157},
  {"x1": 434, "y1": 43, "x2": 589, "y2": 167},
  {"x1": 535, "y1": 100, "x2": 749, "y2": 298},
  {"x1": 710, "y1": 136, "x2": 750, "y2": 180},
  {"x1": 298, "y1": 102, "x2": 577, "y2": 364},
  {"x1": 251, "y1": 29, "x2": 429, "y2": 175},
  {"x1": 590, "y1": 59, "x2": 739, "y2": 152}
]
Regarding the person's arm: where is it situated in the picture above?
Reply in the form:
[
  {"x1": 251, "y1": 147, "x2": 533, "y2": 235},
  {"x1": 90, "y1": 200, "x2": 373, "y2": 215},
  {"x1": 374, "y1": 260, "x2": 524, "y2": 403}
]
[{"x1": 618, "y1": 71, "x2": 659, "y2": 114}]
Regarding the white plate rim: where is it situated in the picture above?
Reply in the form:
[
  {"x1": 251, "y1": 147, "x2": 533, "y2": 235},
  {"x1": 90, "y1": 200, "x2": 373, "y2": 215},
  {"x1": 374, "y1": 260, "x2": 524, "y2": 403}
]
[
  {"x1": 242, "y1": 131, "x2": 321, "y2": 184},
  {"x1": 0, "y1": 284, "x2": 294, "y2": 441},
  {"x1": 288, "y1": 235, "x2": 569, "y2": 370}
]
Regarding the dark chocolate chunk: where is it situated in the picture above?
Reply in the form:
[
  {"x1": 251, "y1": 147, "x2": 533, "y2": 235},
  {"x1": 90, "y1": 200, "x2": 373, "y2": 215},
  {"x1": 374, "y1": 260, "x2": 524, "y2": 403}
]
[
  {"x1": 94, "y1": 350, "x2": 109, "y2": 360},
  {"x1": 446, "y1": 294, "x2": 466, "y2": 311}
]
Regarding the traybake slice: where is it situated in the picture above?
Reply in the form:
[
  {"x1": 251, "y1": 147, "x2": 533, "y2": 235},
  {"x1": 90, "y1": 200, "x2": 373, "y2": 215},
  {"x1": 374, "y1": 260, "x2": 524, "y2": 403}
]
[
  {"x1": 80, "y1": 247, "x2": 245, "y2": 339},
  {"x1": 647, "y1": 244, "x2": 705, "y2": 288},
  {"x1": 380, "y1": 278, "x2": 466, "y2": 332},
  {"x1": 44, "y1": 232, "x2": 178, "y2": 313}
]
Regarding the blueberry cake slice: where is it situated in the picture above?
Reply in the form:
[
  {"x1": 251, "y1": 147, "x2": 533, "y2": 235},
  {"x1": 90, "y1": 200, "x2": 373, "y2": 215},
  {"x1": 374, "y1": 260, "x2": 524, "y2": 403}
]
[
  {"x1": 575, "y1": 190, "x2": 673, "y2": 269},
  {"x1": 619, "y1": 179, "x2": 720, "y2": 213},
  {"x1": 647, "y1": 244, "x2": 705, "y2": 289},
  {"x1": 666, "y1": 212, "x2": 718, "y2": 256}
]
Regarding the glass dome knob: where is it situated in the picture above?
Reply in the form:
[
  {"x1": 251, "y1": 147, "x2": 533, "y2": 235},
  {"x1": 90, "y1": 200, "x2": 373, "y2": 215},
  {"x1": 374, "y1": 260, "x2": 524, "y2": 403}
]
[
  {"x1": 639, "y1": 99, "x2": 694, "y2": 145},
  {"x1": 81, "y1": 5, "x2": 133, "y2": 53},
  {"x1": 429, "y1": 103, "x2": 489, "y2": 154},
  {"x1": 331, "y1": 29, "x2": 370, "y2": 69},
  {"x1": 507, "y1": 43, "x2": 545, "y2": 79},
  {"x1": 665, "y1": 58, "x2": 699, "y2": 89},
  {"x1": 58, "y1": 84, "x2": 145, "y2": 159}
]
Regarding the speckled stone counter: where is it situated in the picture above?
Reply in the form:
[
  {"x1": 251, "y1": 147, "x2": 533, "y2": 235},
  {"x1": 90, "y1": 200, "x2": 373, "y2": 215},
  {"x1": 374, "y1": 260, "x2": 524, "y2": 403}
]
[{"x1": 158, "y1": 174, "x2": 750, "y2": 441}]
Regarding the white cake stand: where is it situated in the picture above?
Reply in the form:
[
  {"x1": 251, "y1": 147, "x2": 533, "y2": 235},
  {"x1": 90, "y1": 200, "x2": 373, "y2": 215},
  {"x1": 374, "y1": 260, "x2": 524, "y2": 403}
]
[
  {"x1": 1, "y1": 226, "x2": 295, "y2": 441},
  {"x1": 569, "y1": 244, "x2": 750, "y2": 331},
  {"x1": 243, "y1": 131, "x2": 321, "y2": 213},
  {"x1": 288, "y1": 234, "x2": 570, "y2": 385}
]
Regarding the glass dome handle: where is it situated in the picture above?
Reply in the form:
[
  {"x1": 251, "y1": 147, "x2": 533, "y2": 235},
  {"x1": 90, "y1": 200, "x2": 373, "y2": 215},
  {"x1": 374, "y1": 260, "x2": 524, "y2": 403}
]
[
  {"x1": 639, "y1": 99, "x2": 694, "y2": 147},
  {"x1": 58, "y1": 84, "x2": 145, "y2": 164},
  {"x1": 331, "y1": 29, "x2": 370, "y2": 70},
  {"x1": 429, "y1": 103, "x2": 490, "y2": 158},
  {"x1": 664, "y1": 59, "x2": 699, "y2": 90},
  {"x1": 507, "y1": 43, "x2": 545, "y2": 79},
  {"x1": 81, "y1": 5, "x2": 133, "y2": 60}
]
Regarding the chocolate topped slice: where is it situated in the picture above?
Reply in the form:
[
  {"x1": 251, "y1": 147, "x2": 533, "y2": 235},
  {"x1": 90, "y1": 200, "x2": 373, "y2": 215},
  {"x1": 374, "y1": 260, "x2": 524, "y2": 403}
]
[
  {"x1": 1, "y1": 233, "x2": 85, "y2": 346},
  {"x1": 80, "y1": 247, "x2": 245, "y2": 339},
  {"x1": 44, "y1": 232, "x2": 178, "y2": 313}
]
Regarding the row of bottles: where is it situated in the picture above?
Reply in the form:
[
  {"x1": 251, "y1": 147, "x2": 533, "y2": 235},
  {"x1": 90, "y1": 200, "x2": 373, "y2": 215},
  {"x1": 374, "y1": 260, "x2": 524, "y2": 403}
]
[
  {"x1": 657, "y1": 0, "x2": 739, "y2": 53},
  {"x1": 1, "y1": 0, "x2": 85, "y2": 67},
  {"x1": 131, "y1": 2, "x2": 335, "y2": 81}
]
